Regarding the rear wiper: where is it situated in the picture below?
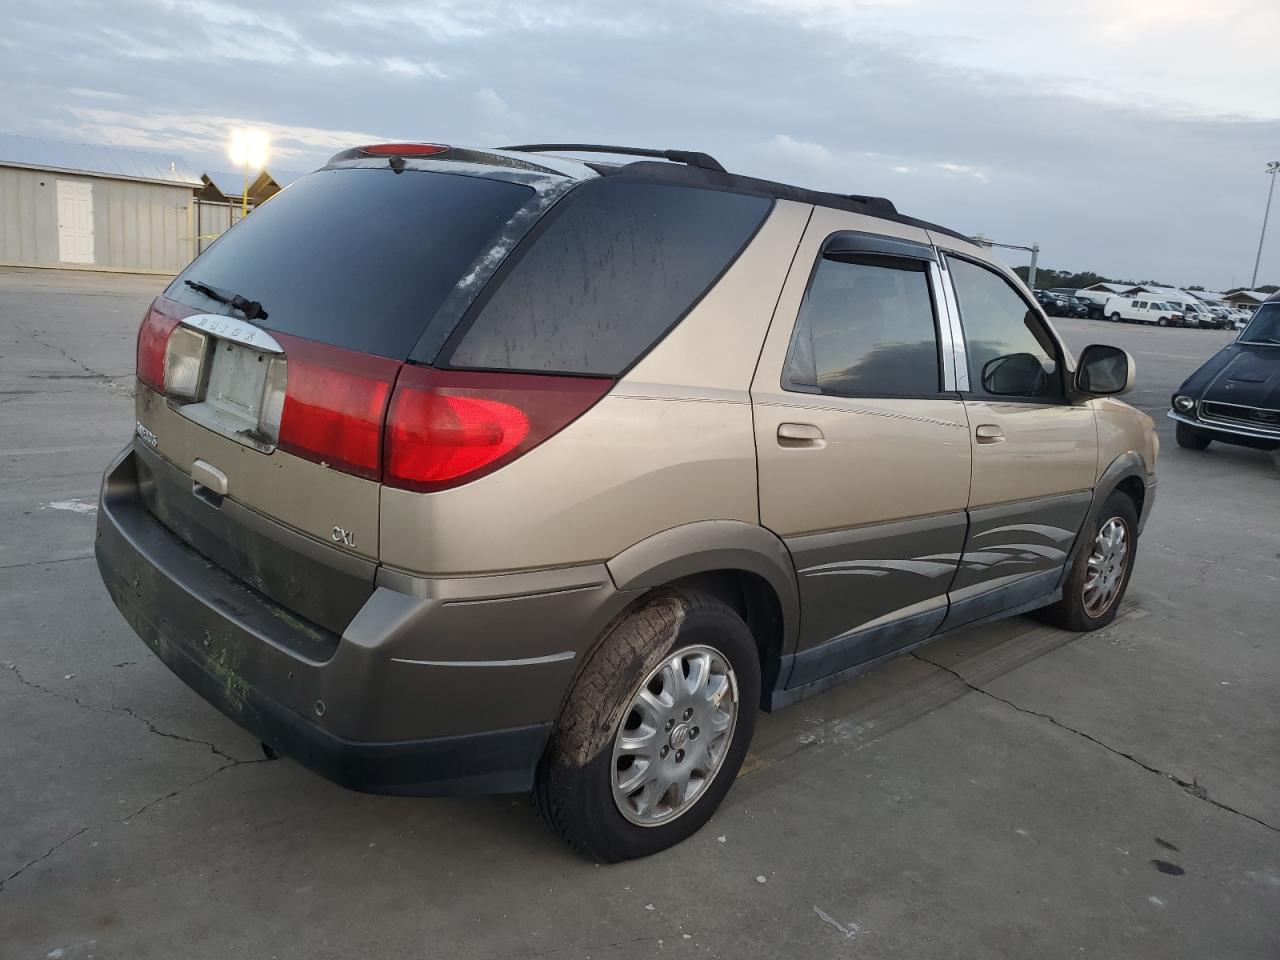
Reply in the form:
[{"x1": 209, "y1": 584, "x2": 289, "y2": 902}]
[{"x1": 184, "y1": 279, "x2": 268, "y2": 322}]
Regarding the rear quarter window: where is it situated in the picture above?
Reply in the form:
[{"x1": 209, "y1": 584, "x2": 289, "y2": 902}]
[{"x1": 442, "y1": 179, "x2": 772, "y2": 376}]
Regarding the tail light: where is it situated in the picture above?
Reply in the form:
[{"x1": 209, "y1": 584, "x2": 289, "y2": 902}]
[
  {"x1": 275, "y1": 335, "x2": 400, "y2": 480},
  {"x1": 136, "y1": 302, "x2": 181, "y2": 393},
  {"x1": 384, "y1": 367, "x2": 611, "y2": 492}
]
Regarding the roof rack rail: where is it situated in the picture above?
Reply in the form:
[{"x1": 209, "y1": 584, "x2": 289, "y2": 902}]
[{"x1": 500, "y1": 143, "x2": 726, "y2": 173}]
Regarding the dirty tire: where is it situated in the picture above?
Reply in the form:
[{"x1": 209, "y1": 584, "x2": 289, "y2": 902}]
[
  {"x1": 535, "y1": 589, "x2": 759, "y2": 862},
  {"x1": 1175, "y1": 422, "x2": 1212, "y2": 450},
  {"x1": 1039, "y1": 491, "x2": 1139, "y2": 632}
]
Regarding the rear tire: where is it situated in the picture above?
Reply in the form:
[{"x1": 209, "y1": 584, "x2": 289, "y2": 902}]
[
  {"x1": 1110, "y1": 312, "x2": 1122, "y2": 322},
  {"x1": 1040, "y1": 491, "x2": 1139, "y2": 632},
  {"x1": 535, "y1": 589, "x2": 760, "y2": 862},
  {"x1": 1176, "y1": 422, "x2": 1212, "y2": 450}
]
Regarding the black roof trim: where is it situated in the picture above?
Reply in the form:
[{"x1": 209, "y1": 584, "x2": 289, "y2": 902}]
[
  {"x1": 596, "y1": 161, "x2": 972, "y2": 243},
  {"x1": 501, "y1": 143, "x2": 726, "y2": 172}
]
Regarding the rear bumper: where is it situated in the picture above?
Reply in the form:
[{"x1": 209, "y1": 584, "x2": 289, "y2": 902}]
[{"x1": 96, "y1": 444, "x2": 634, "y2": 795}]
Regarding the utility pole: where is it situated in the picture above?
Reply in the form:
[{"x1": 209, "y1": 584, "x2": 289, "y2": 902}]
[{"x1": 1251, "y1": 161, "x2": 1280, "y2": 290}]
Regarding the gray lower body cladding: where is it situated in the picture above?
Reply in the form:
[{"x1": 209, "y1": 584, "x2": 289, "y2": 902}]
[{"x1": 95, "y1": 444, "x2": 636, "y2": 796}]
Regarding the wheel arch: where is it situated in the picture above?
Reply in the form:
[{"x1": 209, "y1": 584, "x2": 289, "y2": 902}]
[{"x1": 606, "y1": 520, "x2": 801, "y2": 709}]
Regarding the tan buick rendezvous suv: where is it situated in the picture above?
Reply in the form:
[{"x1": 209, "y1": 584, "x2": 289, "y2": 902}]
[{"x1": 96, "y1": 142, "x2": 1158, "y2": 861}]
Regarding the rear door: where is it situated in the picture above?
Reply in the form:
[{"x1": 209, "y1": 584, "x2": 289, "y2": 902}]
[
  {"x1": 752, "y1": 208, "x2": 971, "y2": 688},
  {"x1": 933, "y1": 241, "x2": 1097, "y2": 628}
]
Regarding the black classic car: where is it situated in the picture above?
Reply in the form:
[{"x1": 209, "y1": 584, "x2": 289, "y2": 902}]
[{"x1": 1169, "y1": 291, "x2": 1280, "y2": 451}]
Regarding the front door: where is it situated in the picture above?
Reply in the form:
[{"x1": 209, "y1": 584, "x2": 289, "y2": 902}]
[
  {"x1": 56, "y1": 180, "x2": 95, "y2": 265},
  {"x1": 752, "y1": 209, "x2": 971, "y2": 689},
  {"x1": 934, "y1": 244, "x2": 1098, "y2": 628}
]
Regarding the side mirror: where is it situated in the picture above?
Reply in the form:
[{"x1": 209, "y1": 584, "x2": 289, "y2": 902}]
[
  {"x1": 1075, "y1": 344, "x2": 1134, "y2": 396},
  {"x1": 981, "y1": 353, "x2": 1049, "y2": 396}
]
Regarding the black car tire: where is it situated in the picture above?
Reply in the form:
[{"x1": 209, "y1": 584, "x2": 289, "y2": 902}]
[
  {"x1": 1158, "y1": 317, "x2": 1169, "y2": 327},
  {"x1": 1039, "y1": 491, "x2": 1139, "y2": 633},
  {"x1": 1111, "y1": 312, "x2": 1122, "y2": 322},
  {"x1": 1176, "y1": 422, "x2": 1212, "y2": 450},
  {"x1": 535, "y1": 589, "x2": 760, "y2": 862}
]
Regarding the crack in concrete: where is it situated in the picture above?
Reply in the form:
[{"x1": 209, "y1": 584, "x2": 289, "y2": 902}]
[
  {"x1": 0, "y1": 756, "x2": 273, "y2": 894},
  {"x1": 0, "y1": 827, "x2": 90, "y2": 894},
  {"x1": 911, "y1": 653, "x2": 1279, "y2": 834},
  {"x1": 2, "y1": 662, "x2": 241, "y2": 763},
  {"x1": 0, "y1": 553, "x2": 95, "y2": 572}
]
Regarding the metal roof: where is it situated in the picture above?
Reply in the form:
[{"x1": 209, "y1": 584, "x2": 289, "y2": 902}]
[{"x1": 0, "y1": 132, "x2": 203, "y2": 186}]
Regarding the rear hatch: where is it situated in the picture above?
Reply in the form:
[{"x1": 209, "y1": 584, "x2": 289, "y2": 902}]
[{"x1": 132, "y1": 156, "x2": 554, "y2": 633}]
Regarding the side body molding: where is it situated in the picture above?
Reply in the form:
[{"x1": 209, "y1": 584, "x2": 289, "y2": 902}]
[{"x1": 606, "y1": 519, "x2": 802, "y2": 657}]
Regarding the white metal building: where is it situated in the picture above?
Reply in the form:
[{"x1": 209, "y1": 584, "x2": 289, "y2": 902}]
[{"x1": 0, "y1": 133, "x2": 203, "y2": 274}]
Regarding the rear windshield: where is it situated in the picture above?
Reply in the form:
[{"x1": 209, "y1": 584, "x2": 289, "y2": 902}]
[
  {"x1": 167, "y1": 168, "x2": 534, "y2": 358},
  {"x1": 441, "y1": 179, "x2": 772, "y2": 376}
]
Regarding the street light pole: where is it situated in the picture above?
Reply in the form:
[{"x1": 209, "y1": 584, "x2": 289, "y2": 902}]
[
  {"x1": 971, "y1": 236, "x2": 1041, "y2": 287},
  {"x1": 1251, "y1": 161, "x2": 1280, "y2": 290}
]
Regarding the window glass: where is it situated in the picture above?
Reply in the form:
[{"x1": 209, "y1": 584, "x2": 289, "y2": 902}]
[
  {"x1": 784, "y1": 256, "x2": 940, "y2": 396},
  {"x1": 947, "y1": 256, "x2": 1061, "y2": 400},
  {"x1": 1241, "y1": 302, "x2": 1280, "y2": 343},
  {"x1": 168, "y1": 168, "x2": 534, "y2": 359},
  {"x1": 446, "y1": 179, "x2": 771, "y2": 375}
]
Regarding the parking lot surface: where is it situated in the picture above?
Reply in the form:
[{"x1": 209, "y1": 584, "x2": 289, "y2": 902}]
[{"x1": 1, "y1": 267, "x2": 1277, "y2": 959}]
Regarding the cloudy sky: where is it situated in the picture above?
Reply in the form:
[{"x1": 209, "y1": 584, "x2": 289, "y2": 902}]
[{"x1": 2, "y1": 0, "x2": 1278, "y2": 289}]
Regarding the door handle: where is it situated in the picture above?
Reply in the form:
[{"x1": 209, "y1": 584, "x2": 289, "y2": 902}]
[
  {"x1": 777, "y1": 422, "x2": 825, "y2": 447},
  {"x1": 974, "y1": 424, "x2": 1005, "y2": 444}
]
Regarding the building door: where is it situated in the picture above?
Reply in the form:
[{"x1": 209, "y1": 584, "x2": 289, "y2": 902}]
[{"x1": 56, "y1": 180, "x2": 95, "y2": 264}]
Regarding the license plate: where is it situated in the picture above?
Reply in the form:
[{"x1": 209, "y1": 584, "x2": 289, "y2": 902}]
[{"x1": 206, "y1": 341, "x2": 269, "y2": 419}]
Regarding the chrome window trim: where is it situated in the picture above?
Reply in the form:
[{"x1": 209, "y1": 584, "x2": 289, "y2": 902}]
[
  {"x1": 934, "y1": 253, "x2": 970, "y2": 391},
  {"x1": 928, "y1": 258, "x2": 959, "y2": 392}
]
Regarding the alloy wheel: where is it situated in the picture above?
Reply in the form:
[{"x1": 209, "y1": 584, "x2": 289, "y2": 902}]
[
  {"x1": 1083, "y1": 516, "x2": 1129, "y2": 618},
  {"x1": 611, "y1": 644, "x2": 739, "y2": 827}
]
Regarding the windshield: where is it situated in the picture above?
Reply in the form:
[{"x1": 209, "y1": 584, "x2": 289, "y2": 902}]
[{"x1": 1241, "y1": 303, "x2": 1280, "y2": 343}]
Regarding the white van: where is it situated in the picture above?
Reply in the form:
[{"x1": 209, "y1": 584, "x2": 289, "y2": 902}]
[{"x1": 1104, "y1": 296, "x2": 1184, "y2": 326}]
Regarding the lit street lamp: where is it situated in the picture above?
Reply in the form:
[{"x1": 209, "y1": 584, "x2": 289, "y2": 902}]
[
  {"x1": 228, "y1": 128, "x2": 270, "y2": 218},
  {"x1": 1251, "y1": 160, "x2": 1280, "y2": 290}
]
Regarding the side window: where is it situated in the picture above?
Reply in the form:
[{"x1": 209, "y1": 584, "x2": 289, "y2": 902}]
[
  {"x1": 783, "y1": 256, "x2": 940, "y2": 397},
  {"x1": 1132, "y1": 300, "x2": 1141, "y2": 308},
  {"x1": 946, "y1": 256, "x2": 1062, "y2": 401},
  {"x1": 445, "y1": 180, "x2": 772, "y2": 375}
]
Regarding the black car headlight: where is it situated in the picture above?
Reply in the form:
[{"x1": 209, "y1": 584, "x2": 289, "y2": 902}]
[{"x1": 1173, "y1": 395, "x2": 1195, "y2": 412}]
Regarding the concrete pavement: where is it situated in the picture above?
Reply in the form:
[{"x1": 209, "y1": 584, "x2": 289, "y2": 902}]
[{"x1": 1, "y1": 269, "x2": 1276, "y2": 959}]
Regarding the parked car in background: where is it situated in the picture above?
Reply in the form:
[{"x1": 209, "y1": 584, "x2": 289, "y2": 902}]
[
  {"x1": 1029, "y1": 289, "x2": 1070, "y2": 316},
  {"x1": 1067, "y1": 296, "x2": 1093, "y2": 318},
  {"x1": 1203, "y1": 305, "x2": 1233, "y2": 330},
  {"x1": 93, "y1": 140, "x2": 1159, "y2": 861},
  {"x1": 1072, "y1": 290, "x2": 1111, "y2": 319},
  {"x1": 1164, "y1": 298, "x2": 1216, "y2": 329},
  {"x1": 1169, "y1": 292, "x2": 1280, "y2": 451},
  {"x1": 1104, "y1": 296, "x2": 1185, "y2": 326}
]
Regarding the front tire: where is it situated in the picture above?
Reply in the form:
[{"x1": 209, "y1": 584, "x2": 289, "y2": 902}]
[
  {"x1": 1176, "y1": 422, "x2": 1212, "y2": 450},
  {"x1": 535, "y1": 590, "x2": 760, "y2": 862},
  {"x1": 1039, "y1": 491, "x2": 1139, "y2": 632},
  {"x1": 1110, "y1": 312, "x2": 1122, "y2": 322},
  {"x1": 1157, "y1": 316, "x2": 1169, "y2": 327}
]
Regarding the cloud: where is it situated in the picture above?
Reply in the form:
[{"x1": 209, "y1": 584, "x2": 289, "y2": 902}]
[
  {"x1": 756, "y1": 134, "x2": 836, "y2": 168},
  {"x1": 382, "y1": 57, "x2": 447, "y2": 79},
  {"x1": 1, "y1": 0, "x2": 1277, "y2": 287}
]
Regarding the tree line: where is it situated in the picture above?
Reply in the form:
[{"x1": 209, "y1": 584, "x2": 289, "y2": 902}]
[{"x1": 1012, "y1": 266, "x2": 1277, "y2": 296}]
